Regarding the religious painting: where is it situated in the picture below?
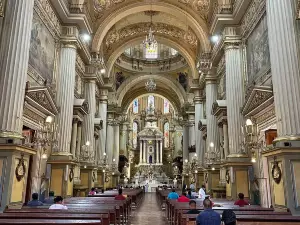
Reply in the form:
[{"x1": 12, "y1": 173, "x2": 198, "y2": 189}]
[
  {"x1": 29, "y1": 11, "x2": 55, "y2": 82},
  {"x1": 148, "y1": 95, "x2": 155, "y2": 108},
  {"x1": 164, "y1": 122, "x2": 170, "y2": 148},
  {"x1": 247, "y1": 15, "x2": 270, "y2": 82}
]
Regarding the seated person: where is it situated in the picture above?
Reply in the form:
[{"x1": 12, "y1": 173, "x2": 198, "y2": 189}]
[
  {"x1": 178, "y1": 192, "x2": 190, "y2": 202},
  {"x1": 196, "y1": 199, "x2": 221, "y2": 225},
  {"x1": 89, "y1": 187, "x2": 96, "y2": 195},
  {"x1": 27, "y1": 193, "x2": 43, "y2": 206},
  {"x1": 43, "y1": 191, "x2": 55, "y2": 204},
  {"x1": 186, "y1": 200, "x2": 200, "y2": 214},
  {"x1": 234, "y1": 193, "x2": 249, "y2": 207},
  {"x1": 101, "y1": 189, "x2": 105, "y2": 194},
  {"x1": 205, "y1": 196, "x2": 215, "y2": 207},
  {"x1": 115, "y1": 188, "x2": 126, "y2": 200},
  {"x1": 49, "y1": 196, "x2": 68, "y2": 209},
  {"x1": 187, "y1": 190, "x2": 195, "y2": 199},
  {"x1": 222, "y1": 209, "x2": 236, "y2": 225},
  {"x1": 167, "y1": 188, "x2": 179, "y2": 200}
]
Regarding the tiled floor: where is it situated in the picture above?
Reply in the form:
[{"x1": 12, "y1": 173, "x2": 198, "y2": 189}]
[{"x1": 130, "y1": 193, "x2": 166, "y2": 225}]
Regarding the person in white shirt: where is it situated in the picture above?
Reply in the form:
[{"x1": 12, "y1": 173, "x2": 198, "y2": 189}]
[
  {"x1": 49, "y1": 196, "x2": 68, "y2": 210},
  {"x1": 198, "y1": 184, "x2": 206, "y2": 201}
]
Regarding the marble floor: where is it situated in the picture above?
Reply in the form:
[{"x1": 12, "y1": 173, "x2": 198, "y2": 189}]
[{"x1": 130, "y1": 193, "x2": 166, "y2": 225}]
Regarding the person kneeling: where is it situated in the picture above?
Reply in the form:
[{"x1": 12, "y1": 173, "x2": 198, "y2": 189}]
[{"x1": 49, "y1": 196, "x2": 68, "y2": 209}]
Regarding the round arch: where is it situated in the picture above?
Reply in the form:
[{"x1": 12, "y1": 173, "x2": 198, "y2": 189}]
[
  {"x1": 117, "y1": 74, "x2": 187, "y2": 111},
  {"x1": 92, "y1": 2, "x2": 211, "y2": 53},
  {"x1": 107, "y1": 36, "x2": 198, "y2": 78}
]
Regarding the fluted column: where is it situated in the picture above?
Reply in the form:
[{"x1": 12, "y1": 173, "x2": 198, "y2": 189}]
[
  {"x1": 156, "y1": 140, "x2": 159, "y2": 163},
  {"x1": 224, "y1": 30, "x2": 244, "y2": 155},
  {"x1": 266, "y1": 0, "x2": 300, "y2": 137},
  {"x1": 120, "y1": 122, "x2": 129, "y2": 157},
  {"x1": 0, "y1": 0, "x2": 35, "y2": 139},
  {"x1": 143, "y1": 140, "x2": 147, "y2": 163},
  {"x1": 140, "y1": 140, "x2": 143, "y2": 163},
  {"x1": 218, "y1": 123, "x2": 224, "y2": 160},
  {"x1": 223, "y1": 120, "x2": 229, "y2": 159},
  {"x1": 70, "y1": 119, "x2": 78, "y2": 158},
  {"x1": 76, "y1": 122, "x2": 82, "y2": 159},
  {"x1": 174, "y1": 128, "x2": 183, "y2": 157},
  {"x1": 194, "y1": 91, "x2": 204, "y2": 164},
  {"x1": 205, "y1": 71, "x2": 219, "y2": 157},
  {"x1": 160, "y1": 140, "x2": 163, "y2": 163},
  {"x1": 113, "y1": 121, "x2": 120, "y2": 166},
  {"x1": 183, "y1": 122, "x2": 189, "y2": 162},
  {"x1": 188, "y1": 115, "x2": 195, "y2": 147},
  {"x1": 98, "y1": 89, "x2": 108, "y2": 159},
  {"x1": 55, "y1": 43, "x2": 77, "y2": 154},
  {"x1": 106, "y1": 121, "x2": 114, "y2": 163},
  {"x1": 82, "y1": 80, "x2": 96, "y2": 159}
]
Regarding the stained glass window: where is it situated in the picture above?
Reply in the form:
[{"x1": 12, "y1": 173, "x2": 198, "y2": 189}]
[
  {"x1": 133, "y1": 99, "x2": 139, "y2": 114},
  {"x1": 164, "y1": 99, "x2": 169, "y2": 114},
  {"x1": 148, "y1": 95, "x2": 155, "y2": 108},
  {"x1": 133, "y1": 122, "x2": 138, "y2": 148},
  {"x1": 145, "y1": 44, "x2": 158, "y2": 59},
  {"x1": 164, "y1": 122, "x2": 170, "y2": 148}
]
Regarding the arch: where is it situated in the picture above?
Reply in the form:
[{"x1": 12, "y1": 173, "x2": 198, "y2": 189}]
[
  {"x1": 107, "y1": 36, "x2": 198, "y2": 78},
  {"x1": 117, "y1": 74, "x2": 187, "y2": 111},
  {"x1": 92, "y1": 2, "x2": 211, "y2": 53}
]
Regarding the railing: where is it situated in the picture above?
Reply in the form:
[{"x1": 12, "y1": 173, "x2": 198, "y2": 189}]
[
  {"x1": 209, "y1": 1, "x2": 234, "y2": 27},
  {"x1": 69, "y1": 3, "x2": 93, "y2": 27}
]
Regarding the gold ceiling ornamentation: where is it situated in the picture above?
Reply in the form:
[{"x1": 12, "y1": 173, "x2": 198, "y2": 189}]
[
  {"x1": 93, "y1": 0, "x2": 125, "y2": 16},
  {"x1": 178, "y1": 0, "x2": 210, "y2": 19},
  {"x1": 105, "y1": 22, "x2": 198, "y2": 50}
]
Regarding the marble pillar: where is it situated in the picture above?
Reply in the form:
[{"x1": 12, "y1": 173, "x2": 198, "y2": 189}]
[
  {"x1": 188, "y1": 115, "x2": 196, "y2": 147},
  {"x1": 82, "y1": 80, "x2": 96, "y2": 160},
  {"x1": 183, "y1": 123, "x2": 189, "y2": 162},
  {"x1": 174, "y1": 128, "x2": 183, "y2": 157},
  {"x1": 224, "y1": 29, "x2": 244, "y2": 155},
  {"x1": 160, "y1": 140, "x2": 163, "y2": 163},
  {"x1": 98, "y1": 89, "x2": 108, "y2": 159},
  {"x1": 143, "y1": 140, "x2": 146, "y2": 163},
  {"x1": 55, "y1": 43, "x2": 77, "y2": 154},
  {"x1": 194, "y1": 92, "x2": 204, "y2": 164},
  {"x1": 70, "y1": 119, "x2": 78, "y2": 158},
  {"x1": 106, "y1": 121, "x2": 114, "y2": 163},
  {"x1": 113, "y1": 121, "x2": 120, "y2": 166},
  {"x1": 0, "y1": 0, "x2": 35, "y2": 139},
  {"x1": 140, "y1": 140, "x2": 143, "y2": 163},
  {"x1": 76, "y1": 122, "x2": 82, "y2": 159},
  {"x1": 156, "y1": 140, "x2": 159, "y2": 163},
  {"x1": 223, "y1": 120, "x2": 229, "y2": 159},
  {"x1": 120, "y1": 123, "x2": 129, "y2": 157},
  {"x1": 266, "y1": 0, "x2": 300, "y2": 138},
  {"x1": 218, "y1": 123, "x2": 224, "y2": 160},
  {"x1": 205, "y1": 71, "x2": 219, "y2": 158}
]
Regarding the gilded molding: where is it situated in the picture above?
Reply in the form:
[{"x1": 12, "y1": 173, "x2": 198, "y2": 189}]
[{"x1": 178, "y1": 0, "x2": 210, "y2": 20}]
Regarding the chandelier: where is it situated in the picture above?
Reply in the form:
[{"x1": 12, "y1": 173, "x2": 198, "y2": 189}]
[
  {"x1": 145, "y1": 79, "x2": 156, "y2": 92},
  {"x1": 143, "y1": 27, "x2": 157, "y2": 49}
]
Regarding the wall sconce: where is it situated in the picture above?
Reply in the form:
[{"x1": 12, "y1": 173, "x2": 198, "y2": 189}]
[{"x1": 251, "y1": 151, "x2": 257, "y2": 163}]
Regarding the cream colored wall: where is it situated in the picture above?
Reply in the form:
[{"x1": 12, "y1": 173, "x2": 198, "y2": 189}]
[
  {"x1": 236, "y1": 170, "x2": 249, "y2": 198},
  {"x1": 10, "y1": 159, "x2": 28, "y2": 203},
  {"x1": 226, "y1": 182, "x2": 232, "y2": 198},
  {"x1": 291, "y1": 161, "x2": 300, "y2": 206},
  {"x1": 271, "y1": 162, "x2": 286, "y2": 206},
  {"x1": 211, "y1": 173, "x2": 220, "y2": 189},
  {"x1": 50, "y1": 168, "x2": 63, "y2": 196},
  {"x1": 80, "y1": 172, "x2": 89, "y2": 189}
]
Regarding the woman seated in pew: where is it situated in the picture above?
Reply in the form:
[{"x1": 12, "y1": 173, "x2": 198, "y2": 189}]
[
  {"x1": 115, "y1": 188, "x2": 126, "y2": 200},
  {"x1": 49, "y1": 196, "x2": 68, "y2": 210},
  {"x1": 234, "y1": 193, "x2": 249, "y2": 207},
  {"x1": 89, "y1": 187, "x2": 96, "y2": 195},
  {"x1": 177, "y1": 192, "x2": 190, "y2": 202}
]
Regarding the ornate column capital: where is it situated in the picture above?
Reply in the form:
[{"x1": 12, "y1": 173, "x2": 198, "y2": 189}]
[{"x1": 205, "y1": 68, "x2": 218, "y2": 84}]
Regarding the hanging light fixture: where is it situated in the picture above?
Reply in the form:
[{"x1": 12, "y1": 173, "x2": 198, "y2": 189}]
[
  {"x1": 142, "y1": 1, "x2": 157, "y2": 49},
  {"x1": 145, "y1": 79, "x2": 156, "y2": 92}
]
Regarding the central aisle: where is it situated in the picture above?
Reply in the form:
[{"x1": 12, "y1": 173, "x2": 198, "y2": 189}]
[{"x1": 131, "y1": 193, "x2": 165, "y2": 225}]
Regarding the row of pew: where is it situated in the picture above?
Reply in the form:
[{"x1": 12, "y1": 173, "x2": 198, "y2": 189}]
[
  {"x1": 157, "y1": 189, "x2": 300, "y2": 225},
  {"x1": 0, "y1": 188, "x2": 144, "y2": 225}
]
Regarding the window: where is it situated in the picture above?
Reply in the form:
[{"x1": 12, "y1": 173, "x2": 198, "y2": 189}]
[
  {"x1": 145, "y1": 44, "x2": 158, "y2": 59},
  {"x1": 164, "y1": 122, "x2": 170, "y2": 148},
  {"x1": 133, "y1": 99, "x2": 139, "y2": 114},
  {"x1": 148, "y1": 95, "x2": 155, "y2": 108},
  {"x1": 125, "y1": 48, "x2": 131, "y2": 55},
  {"x1": 133, "y1": 122, "x2": 138, "y2": 148},
  {"x1": 164, "y1": 99, "x2": 169, "y2": 114},
  {"x1": 171, "y1": 48, "x2": 178, "y2": 56}
]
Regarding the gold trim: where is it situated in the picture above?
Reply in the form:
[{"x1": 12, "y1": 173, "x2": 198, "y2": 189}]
[
  {"x1": 262, "y1": 148, "x2": 300, "y2": 157},
  {"x1": 273, "y1": 135, "x2": 300, "y2": 144},
  {"x1": 227, "y1": 153, "x2": 249, "y2": 158},
  {"x1": 51, "y1": 151, "x2": 73, "y2": 156},
  {"x1": 0, "y1": 131, "x2": 24, "y2": 139},
  {"x1": 47, "y1": 160, "x2": 76, "y2": 165},
  {"x1": 223, "y1": 162, "x2": 252, "y2": 167},
  {"x1": 0, "y1": 145, "x2": 36, "y2": 155}
]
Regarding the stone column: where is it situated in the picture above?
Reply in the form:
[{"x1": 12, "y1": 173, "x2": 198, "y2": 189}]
[
  {"x1": 143, "y1": 140, "x2": 146, "y2": 163},
  {"x1": 113, "y1": 121, "x2": 120, "y2": 166},
  {"x1": 55, "y1": 42, "x2": 77, "y2": 154},
  {"x1": 183, "y1": 122, "x2": 189, "y2": 162},
  {"x1": 218, "y1": 123, "x2": 224, "y2": 160},
  {"x1": 224, "y1": 28, "x2": 244, "y2": 156},
  {"x1": 194, "y1": 91, "x2": 204, "y2": 163},
  {"x1": 223, "y1": 120, "x2": 229, "y2": 159},
  {"x1": 188, "y1": 115, "x2": 196, "y2": 147},
  {"x1": 82, "y1": 80, "x2": 96, "y2": 160},
  {"x1": 266, "y1": 0, "x2": 300, "y2": 138},
  {"x1": 76, "y1": 122, "x2": 82, "y2": 159},
  {"x1": 174, "y1": 128, "x2": 183, "y2": 158},
  {"x1": 156, "y1": 140, "x2": 159, "y2": 163},
  {"x1": 70, "y1": 119, "x2": 78, "y2": 158},
  {"x1": 120, "y1": 122, "x2": 129, "y2": 157},
  {"x1": 205, "y1": 70, "x2": 220, "y2": 159},
  {"x1": 106, "y1": 121, "x2": 114, "y2": 163},
  {"x1": 0, "y1": 0, "x2": 35, "y2": 139},
  {"x1": 98, "y1": 89, "x2": 108, "y2": 159},
  {"x1": 139, "y1": 140, "x2": 143, "y2": 164},
  {"x1": 160, "y1": 140, "x2": 163, "y2": 163}
]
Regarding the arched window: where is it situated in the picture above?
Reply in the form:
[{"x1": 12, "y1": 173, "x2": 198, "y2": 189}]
[
  {"x1": 145, "y1": 44, "x2": 158, "y2": 59},
  {"x1": 164, "y1": 99, "x2": 169, "y2": 114},
  {"x1": 164, "y1": 122, "x2": 170, "y2": 148},
  {"x1": 132, "y1": 122, "x2": 138, "y2": 148},
  {"x1": 133, "y1": 99, "x2": 139, "y2": 114},
  {"x1": 148, "y1": 95, "x2": 155, "y2": 108}
]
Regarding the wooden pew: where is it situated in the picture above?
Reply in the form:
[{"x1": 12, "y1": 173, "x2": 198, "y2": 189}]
[{"x1": 0, "y1": 219, "x2": 101, "y2": 225}]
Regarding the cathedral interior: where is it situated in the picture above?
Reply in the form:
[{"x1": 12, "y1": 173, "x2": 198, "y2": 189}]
[{"x1": 1, "y1": 0, "x2": 300, "y2": 217}]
